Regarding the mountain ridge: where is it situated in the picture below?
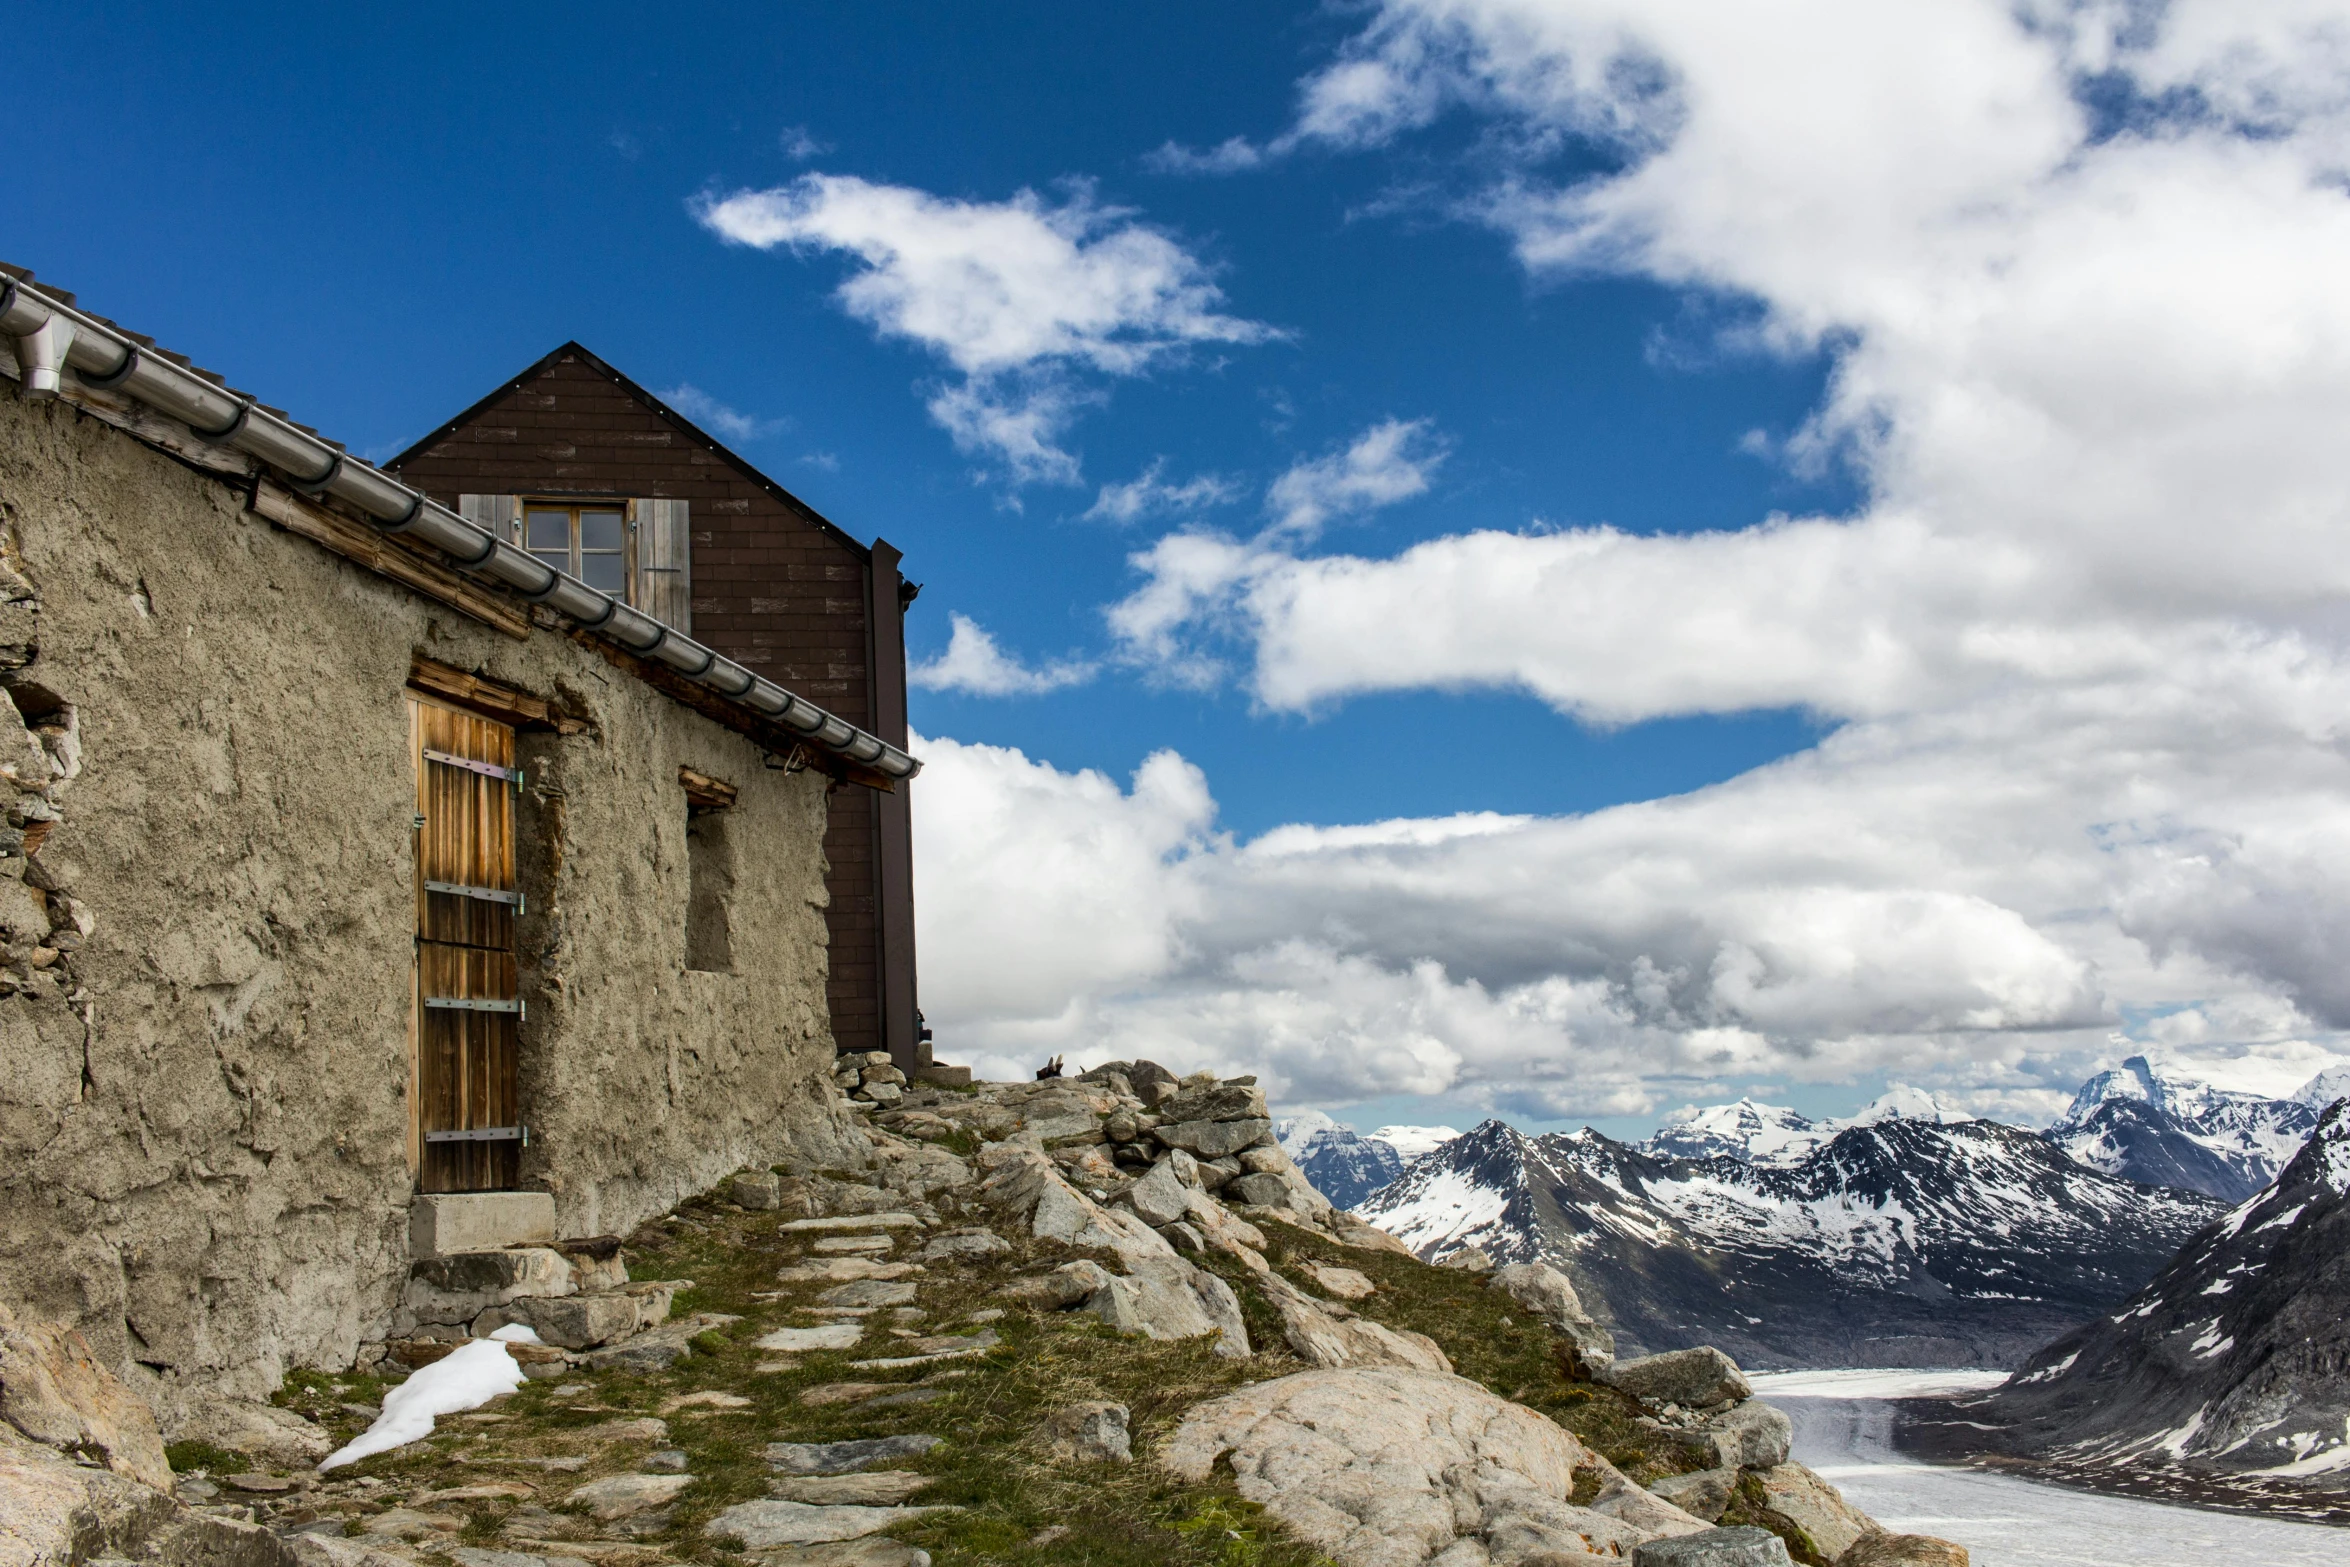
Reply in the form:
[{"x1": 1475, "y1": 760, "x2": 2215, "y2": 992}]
[{"x1": 1354, "y1": 1116, "x2": 2223, "y2": 1369}]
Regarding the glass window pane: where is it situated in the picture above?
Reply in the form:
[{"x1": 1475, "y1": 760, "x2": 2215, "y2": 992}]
[
  {"x1": 580, "y1": 510, "x2": 625, "y2": 552},
  {"x1": 528, "y1": 549, "x2": 569, "y2": 577},
  {"x1": 580, "y1": 553, "x2": 626, "y2": 594},
  {"x1": 526, "y1": 510, "x2": 572, "y2": 551}
]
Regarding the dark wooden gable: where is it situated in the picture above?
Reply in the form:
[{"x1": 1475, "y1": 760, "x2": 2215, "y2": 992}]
[{"x1": 387, "y1": 346, "x2": 912, "y2": 1063}]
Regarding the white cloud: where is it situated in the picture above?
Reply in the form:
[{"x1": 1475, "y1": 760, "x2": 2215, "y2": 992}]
[
  {"x1": 1084, "y1": 459, "x2": 1243, "y2": 524},
  {"x1": 693, "y1": 174, "x2": 1277, "y2": 483},
  {"x1": 909, "y1": 614, "x2": 1095, "y2": 697},
  {"x1": 909, "y1": 1, "x2": 2350, "y2": 1117},
  {"x1": 779, "y1": 125, "x2": 828, "y2": 161},
  {"x1": 657, "y1": 383, "x2": 785, "y2": 443},
  {"x1": 1144, "y1": 136, "x2": 1271, "y2": 176},
  {"x1": 1264, "y1": 417, "x2": 1446, "y2": 541}
]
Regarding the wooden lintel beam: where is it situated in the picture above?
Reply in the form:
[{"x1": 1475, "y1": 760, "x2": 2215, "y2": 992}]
[
  {"x1": 408, "y1": 654, "x2": 586, "y2": 734},
  {"x1": 250, "y1": 478, "x2": 532, "y2": 641}
]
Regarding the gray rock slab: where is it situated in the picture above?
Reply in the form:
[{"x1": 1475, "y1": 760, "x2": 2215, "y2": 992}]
[
  {"x1": 1631, "y1": 1526, "x2": 1792, "y2": 1566},
  {"x1": 765, "y1": 1435, "x2": 943, "y2": 1475},
  {"x1": 768, "y1": 1472, "x2": 934, "y2": 1505},
  {"x1": 706, "y1": 1499, "x2": 949, "y2": 1548},
  {"x1": 817, "y1": 1281, "x2": 918, "y2": 1310},
  {"x1": 778, "y1": 1215, "x2": 924, "y2": 1233},
  {"x1": 755, "y1": 1323, "x2": 866, "y2": 1353},
  {"x1": 914, "y1": 1230, "x2": 1010, "y2": 1262},
  {"x1": 565, "y1": 1473, "x2": 693, "y2": 1520},
  {"x1": 812, "y1": 1236, "x2": 897, "y2": 1255},
  {"x1": 751, "y1": 1540, "x2": 933, "y2": 1567}
]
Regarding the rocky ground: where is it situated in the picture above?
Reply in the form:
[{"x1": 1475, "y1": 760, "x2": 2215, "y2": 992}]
[{"x1": 4, "y1": 1062, "x2": 1969, "y2": 1567}]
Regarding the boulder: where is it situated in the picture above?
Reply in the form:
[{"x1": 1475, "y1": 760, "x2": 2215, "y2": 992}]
[
  {"x1": 1606, "y1": 1347, "x2": 1752, "y2": 1409},
  {"x1": 1646, "y1": 1468, "x2": 1737, "y2": 1523},
  {"x1": 1751, "y1": 1464, "x2": 1876, "y2": 1559},
  {"x1": 1301, "y1": 1263, "x2": 1377, "y2": 1301},
  {"x1": 1632, "y1": 1527, "x2": 1792, "y2": 1566},
  {"x1": 755, "y1": 1324, "x2": 866, "y2": 1353},
  {"x1": 1153, "y1": 1119, "x2": 1273, "y2": 1160},
  {"x1": 817, "y1": 1281, "x2": 919, "y2": 1310},
  {"x1": 1084, "y1": 1261, "x2": 1252, "y2": 1359},
  {"x1": 996, "y1": 1260, "x2": 1115, "y2": 1309},
  {"x1": 747, "y1": 1541, "x2": 931, "y2": 1567},
  {"x1": 1837, "y1": 1535, "x2": 1967, "y2": 1567},
  {"x1": 732, "y1": 1172, "x2": 785, "y2": 1210},
  {"x1": 1689, "y1": 1402, "x2": 1792, "y2": 1470},
  {"x1": 1039, "y1": 1402, "x2": 1132, "y2": 1464},
  {"x1": 916, "y1": 1230, "x2": 1010, "y2": 1262},
  {"x1": 0, "y1": 1425, "x2": 179, "y2": 1567},
  {"x1": 1157, "y1": 1083, "x2": 1270, "y2": 1123},
  {"x1": 0, "y1": 1305, "x2": 173, "y2": 1489},
  {"x1": 1259, "y1": 1275, "x2": 1450, "y2": 1374},
  {"x1": 1490, "y1": 1262, "x2": 1584, "y2": 1324},
  {"x1": 488, "y1": 1292, "x2": 641, "y2": 1350},
  {"x1": 1435, "y1": 1246, "x2": 1493, "y2": 1273},
  {"x1": 168, "y1": 1398, "x2": 332, "y2": 1470},
  {"x1": 1125, "y1": 1150, "x2": 1200, "y2": 1228},
  {"x1": 1162, "y1": 1368, "x2": 1708, "y2": 1567}
]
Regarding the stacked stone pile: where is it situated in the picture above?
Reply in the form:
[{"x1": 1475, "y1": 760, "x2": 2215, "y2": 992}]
[{"x1": 834, "y1": 1052, "x2": 908, "y2": 1108}]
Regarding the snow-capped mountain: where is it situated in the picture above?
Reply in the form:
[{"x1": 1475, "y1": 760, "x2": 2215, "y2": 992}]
[
  {"x1": 1354, "y1": 1117, "x2": 2221, "y2": 1369},
  {"x1": 1945, "y1": 1100, "x2": 2350, "y2": 1500},
  {"x1": 1275, "y1": 1114, "x2": 1460, "y2": 1208},
  {"x1": 1640, "y1": 1085, "x2": 1965, "y2": 1166},
  {"x1": 2042, "y1": 1055, "x2": 2323, "y2": 1202}
]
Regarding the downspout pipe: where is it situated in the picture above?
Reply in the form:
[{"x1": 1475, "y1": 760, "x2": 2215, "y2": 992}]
[{"x1": 0, "y1": 281, "x2": 918, "y2": 781}]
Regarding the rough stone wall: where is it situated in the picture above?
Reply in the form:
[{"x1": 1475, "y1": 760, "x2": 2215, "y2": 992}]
[{"x1": 0, "y1": 389, "x2": 858, "y2": 1425}]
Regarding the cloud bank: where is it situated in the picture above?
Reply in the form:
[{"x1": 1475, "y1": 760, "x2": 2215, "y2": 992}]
[{"x1": 910, "y1": 0, "x2": 2350, "y2": 1118}]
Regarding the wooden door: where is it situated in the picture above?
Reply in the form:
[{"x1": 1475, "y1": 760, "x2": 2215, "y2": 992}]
[{"x1": 408, "y1": 694, "x2": 522, "y2": 1192}]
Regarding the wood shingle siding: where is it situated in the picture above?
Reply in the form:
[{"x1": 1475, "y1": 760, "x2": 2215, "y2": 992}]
[{"x1": 389, "y1": 345, "x2": 921, "y2": 1065}]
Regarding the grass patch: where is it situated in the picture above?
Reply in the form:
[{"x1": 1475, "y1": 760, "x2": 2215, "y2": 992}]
[{"x1": 164, "y1": 1440, "x2": 247, "y2": 1476}]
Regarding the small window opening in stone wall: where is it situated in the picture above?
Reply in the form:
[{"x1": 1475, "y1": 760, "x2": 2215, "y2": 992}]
[{"x1": 682, "y1": 767, "x2": 737, "y2": 974}]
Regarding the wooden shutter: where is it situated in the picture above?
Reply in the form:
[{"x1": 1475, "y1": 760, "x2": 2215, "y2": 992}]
[
  {"x1": 409, "y1": 693, "x2": 523, "y2": 1193},
  {"x1": 633, "y1": 498, "x2": 692, "y2": 635},
  {"x1": 459, "y1": 493, "x2": 522, "y2": 543}
]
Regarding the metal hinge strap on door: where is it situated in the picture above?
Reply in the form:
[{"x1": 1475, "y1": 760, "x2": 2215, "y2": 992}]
[
  {"x1": 424, "y1": 1125, "x2": 528, "y2": 1145},
  {"x1": 423, "y1": 996, "x2": 525, "y2": 1017},
  {"x1": 424, "y1": 880, "x2": 524, "y2": 914},
  {"x1": 423, "y1": 749, "x2": 524, "y2": 787}
]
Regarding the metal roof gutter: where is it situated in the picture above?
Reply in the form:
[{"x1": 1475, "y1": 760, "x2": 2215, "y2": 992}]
[{"x1": 0, "y1": 276, "x2": 918, "y2": 782}]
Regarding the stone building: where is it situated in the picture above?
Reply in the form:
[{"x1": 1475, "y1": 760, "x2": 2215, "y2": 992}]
[{"x1": 0, "y1": 265, "x2": 903, "y2": 1421}]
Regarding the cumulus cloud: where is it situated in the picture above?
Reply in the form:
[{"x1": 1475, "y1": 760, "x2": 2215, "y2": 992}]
[
  {"x1": 657, "y1": 383, "x2": 785, "y2": 443},
  {"x1": 1084, "y1": 459, "x2": 1244, "y2": 524},
  {"x1": 909, "y1": 614, "x2": 1095, "y2": 697},
  {"x1": 693, "y1": 174, "x2": 1276, "y2": 483},
  {"x1": 910, "y1": 1, "x2": 2350, "y2": 1116},
  {"x1": 1264, "y1": 418, "x2": 1446, "y2": 542}
]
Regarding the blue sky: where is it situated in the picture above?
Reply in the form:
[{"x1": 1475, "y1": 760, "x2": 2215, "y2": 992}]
[{"x1": 23, "y1": 2, "x2": 2350, "y2": 1134}]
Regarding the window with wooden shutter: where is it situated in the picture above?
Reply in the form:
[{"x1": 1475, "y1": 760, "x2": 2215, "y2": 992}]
[
  {"x1": 459, "y1": 493, "x2": 521, "y2": 542},
  {"x1": 408, "y1": 693, "x2": 523, "y2": 1193},
  {"x1": 634, "y1": 498, "x2": 691, "y2": 636}
]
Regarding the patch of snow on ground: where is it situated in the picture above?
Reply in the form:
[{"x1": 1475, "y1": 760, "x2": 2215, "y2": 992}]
[{"x1": 321, "y1": 1325, "x2": 538, "y2": 1469}]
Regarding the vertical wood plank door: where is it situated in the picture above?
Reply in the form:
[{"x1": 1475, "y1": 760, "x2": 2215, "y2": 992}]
[{"x1": 408, "y1": 694, "x2": 522, "y2": 1193}]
